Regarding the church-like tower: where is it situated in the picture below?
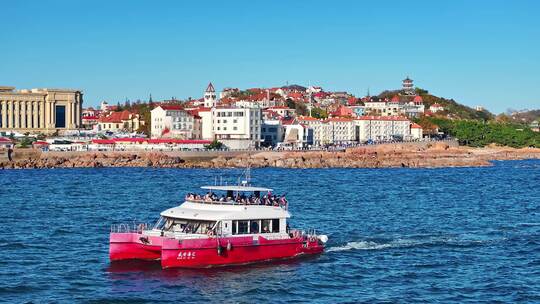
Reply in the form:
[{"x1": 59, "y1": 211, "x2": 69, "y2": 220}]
[{"x1": 204, "y1": 82, "x2": 217, "y2": 108}]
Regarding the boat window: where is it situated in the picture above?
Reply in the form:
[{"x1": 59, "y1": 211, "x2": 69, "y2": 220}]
[
  {"x1": 261, "y1": 219, "x2": 271, "y2": 233},
  {"x1": 238, "y1": 220, "x2": 249, "y2": 234},
  {"x1": 250, "y1": 220, "x2": 260, "y2": 234},
  {"x1": 163, "y1": 219, "x2": 215, "y2": 234},
  {"x1": 232, "y1": 221, "x2": 237, "y2": 234},
  {"x1": 272, "y1": 219, "x2": 280, "y2": 233},
  {"x1": 153, "y1": 216, "x2": 166, "y2": 230}
]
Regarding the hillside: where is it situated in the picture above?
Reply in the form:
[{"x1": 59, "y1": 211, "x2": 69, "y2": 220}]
[
  {"x1": 378, "y1": 88, "x2": 494, "y2": 120},
  {"x1": 507, "y1": 109, "x2": 540, "y2": 124}
]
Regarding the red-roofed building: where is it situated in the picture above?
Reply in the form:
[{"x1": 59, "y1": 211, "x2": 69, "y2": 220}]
[
  {"x1": 98, "y1": 110, "x2": 143, "y2": 132},
  {"x1": 82, "y1": 115, "x2": 99, "y2": 130},
  {"x1": 410, "y1": 123, "x2": 423, "y2": 139},
  {"x1": 286, "y1": 92, "x2": 304, "y2": 101},
  {"x1": 151, "y1": 105, "x2": 202, "y2": 139},
  {"x1": 330, "y1": 105, "x2": 354, "y2": 118},
  {"x1": 347, "y1": 96, "x2": 358, "y2": 106},
  {"x1": 266, "y1": 106, "x2": 295, "y2": 118}
]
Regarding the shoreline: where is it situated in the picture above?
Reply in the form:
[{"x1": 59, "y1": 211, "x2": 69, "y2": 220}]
[{"x1": 2, "y1": 141, "x2": 540, "y2": 170}]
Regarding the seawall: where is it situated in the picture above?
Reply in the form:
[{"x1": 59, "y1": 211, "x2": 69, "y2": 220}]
[{"x1": 1, "y1": 141, "x2": 539, "y2": 169}]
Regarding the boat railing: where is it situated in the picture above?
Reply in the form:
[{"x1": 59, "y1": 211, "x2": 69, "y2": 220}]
[
  {"x1": 110, "y1": 222, "x2": 149, "y2": 233},
  {"x1": 185, "y1": 198, "x2": 288, "y2": 210},
  {"x1": 289, "y1": 228, "x2": 317, "y2": 239}
]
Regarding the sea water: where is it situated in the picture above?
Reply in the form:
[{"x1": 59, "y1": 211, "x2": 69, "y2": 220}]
[{"x1": 0, "y1": 160, "x2": 539, "y2": 303}]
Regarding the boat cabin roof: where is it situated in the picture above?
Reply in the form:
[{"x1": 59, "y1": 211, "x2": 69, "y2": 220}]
[
  {"x1": 161, "y1": 201, "x2": 289, "y2": 221},
  {"x1": 200, "y1": 185, "x2": 273, "y2": 192}
]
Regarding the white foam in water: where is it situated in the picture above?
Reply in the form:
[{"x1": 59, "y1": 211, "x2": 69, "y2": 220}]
[{"x1": 326, "y1": 241, "x2": 391, "y2": 252}]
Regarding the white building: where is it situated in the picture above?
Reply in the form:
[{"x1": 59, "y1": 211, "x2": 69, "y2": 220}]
[
  {"x1": 364, "y1": 95, "x2": 424, "y2": 118},
  {"x1": 151, "y1": 105, "x2": 201, "y2": 139},
  {"x1": 199, "y1": 108, "x2": 213, "y2": 140},
  {"x1": 282, "y1": 121, "x2": 313, "y2": 148},
  {"x1": 354, "y1": 116, "x2": 411, "y2": 142},
  {"x1": 266, "y1": 106, "x2": 295, "y2": 117},
  {"x1": 411, "y1": 123, "x2": 423, "y2": 139},
  {"x1": 306, "y1": 86, "x2": 323, "y2": 94},
  {"x1": 324, "y1": 117, "x2": 356, "y2": 144},
  {"x1": 297, "y1": 116, "x2": 328, "y2": 146},
  {"x1": 430, "y1": 103, "x2": 445, "y2": 113},
  {"x1": 211, "y1": 107, "x2": 262, "y2": 149}
]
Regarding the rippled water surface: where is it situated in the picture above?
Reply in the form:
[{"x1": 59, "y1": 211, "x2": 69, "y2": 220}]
[{"x1": 1, "y1": 160, "x2": 540, "y2": 303}]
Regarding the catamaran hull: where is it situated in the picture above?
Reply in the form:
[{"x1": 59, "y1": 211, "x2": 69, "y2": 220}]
[
  {"x1": 160, "y1": 235, "x2": 324, "y2": 269},
  {"x1": 110, "y1": 233, "x2": 324, "y2": 268},
  {"x1": 109, "y1": 233, "x2": 162, "y2": 261}
]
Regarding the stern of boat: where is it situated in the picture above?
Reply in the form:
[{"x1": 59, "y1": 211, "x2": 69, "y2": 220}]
[{"x1": 109, "y1": 224, "x2": 162, "y2": 261}]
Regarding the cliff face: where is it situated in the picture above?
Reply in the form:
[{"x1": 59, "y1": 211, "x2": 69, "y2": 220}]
[{"x1": 1, "y1": 142, "x2": 540, "y2": 170}]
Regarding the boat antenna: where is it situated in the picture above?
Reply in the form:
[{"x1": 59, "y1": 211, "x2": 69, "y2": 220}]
[{"x1": 238, "y1": 163, "x2": 251, "y2": 187}]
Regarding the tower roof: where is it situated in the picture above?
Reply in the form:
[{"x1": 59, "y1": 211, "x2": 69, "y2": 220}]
[
  {"x1": 206, "y1": 82, "x2": 215, "y2": 93},
  {"x1": 413, "y1": 95, "x2": 423, "y2": 103}
]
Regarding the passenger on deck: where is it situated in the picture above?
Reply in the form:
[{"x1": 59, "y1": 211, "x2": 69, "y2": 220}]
[{"x1": 185, "y1": 191, "x2": 288, "y2": 208}]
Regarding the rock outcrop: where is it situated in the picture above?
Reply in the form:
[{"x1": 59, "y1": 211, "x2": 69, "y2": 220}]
[{"x1": 1, "y1": 145, "x2": 539, "y2": 170}]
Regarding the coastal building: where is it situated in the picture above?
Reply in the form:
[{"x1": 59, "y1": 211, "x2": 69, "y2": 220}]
[
  {"x1": 325, "y1": 117, "x2": 356, "y2": 144},
  {"x1": 81, "y1": 115, "x2": 99, "y2": 130},
  {"x1": 410, "y1": 123, "x2": 423, "y2": 139},
  {"x1": 282, "y1": 119, "x2": 314, "y2": 148},
  {"x1": 354, "y1": 116, "x2": 411, "y2": 142},
  {"x1": 211, "y1": 107, "x2": 262, "y2": 149},
  {"x1": 261, "y1": 119, "x2": 284, "y2": 147},
  {"x1": 97, "y1": 110, "x2": 143, "y2": 132},
  {"x1": 151, "y1": 105, "x2": 202, "y2": 139},
  {"x1": 297, "y1": 116, "x2": 328, "y2": 146},
  {"x1": 199, "y1": 107, "x2": 213, "y2": 140},
  {"x1": 0, "y1": 86, "x2": 83, "y2": 133}
]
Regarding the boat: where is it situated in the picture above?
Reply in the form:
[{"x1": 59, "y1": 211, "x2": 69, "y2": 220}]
[{"x1": 109, "y1": 176, "x2": 328, "y2": 269}]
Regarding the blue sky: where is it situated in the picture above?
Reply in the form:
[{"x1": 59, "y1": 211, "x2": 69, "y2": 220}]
[{"x1": 1, "y1": 0, "x2": 539, "y2": 113}]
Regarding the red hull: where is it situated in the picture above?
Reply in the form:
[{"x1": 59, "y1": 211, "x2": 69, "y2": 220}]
[
  {"x1": 110, "y1": 233, "x2": 324, "y2": 268},
  {"x1": 161, "y1": 235, "x2": 323, "y2": 269},
  {"x1": 109, "y1": 233, "x2": 162, "y2": 261}
]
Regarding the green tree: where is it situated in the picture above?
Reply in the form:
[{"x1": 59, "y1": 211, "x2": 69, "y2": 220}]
[
  {"x1": 311, "y1": 107, "x2": 328, "y2": 119},
  {"x1": 18, "y1": 136, "x2": 34, "y2": 148},
  {"x1": 205, "y1": 140, "x2": 224, "y2": 150}
]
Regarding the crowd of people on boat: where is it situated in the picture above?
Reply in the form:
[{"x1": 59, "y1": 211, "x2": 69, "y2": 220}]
[{"x1": 185, "y1": 192, "x2": 288, "y2": 208}]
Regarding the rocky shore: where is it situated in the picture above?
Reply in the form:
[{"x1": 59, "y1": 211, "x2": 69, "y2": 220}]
[{"x1": 1, "y1": 142, "x2": 540, "y2": 170}]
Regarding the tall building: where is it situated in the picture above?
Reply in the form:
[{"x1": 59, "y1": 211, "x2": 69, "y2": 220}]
[
  {"x1": 211, "y1": 107, "x2": 261, "y2": 149},
  {"x1": 0, "y1": 86, "x2": 83, "y2": 133},
  {"x1": 203, "y1": 82, "x2": 217, "y2": 108}
]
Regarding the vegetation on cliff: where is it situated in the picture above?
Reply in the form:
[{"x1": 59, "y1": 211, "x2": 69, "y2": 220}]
[{"x1": 424, "y1": 117, "x2": 540, "y2": 148}]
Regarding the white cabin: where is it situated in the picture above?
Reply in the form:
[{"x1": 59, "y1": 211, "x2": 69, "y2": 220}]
[{"x1": 145, "y1": 185, "x2": 290, "y2": 239}]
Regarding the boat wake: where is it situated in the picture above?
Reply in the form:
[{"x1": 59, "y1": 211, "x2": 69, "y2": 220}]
[
  {"x1": 326, "y1": 235, "x2": 510, "y2": 253},
  {"x1": 326, "y1": 241, "x2": 391, "y2": 252}
]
